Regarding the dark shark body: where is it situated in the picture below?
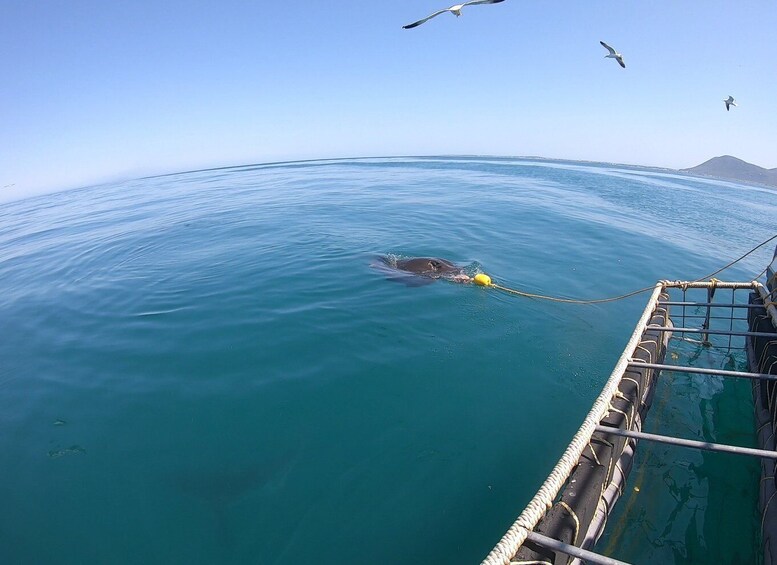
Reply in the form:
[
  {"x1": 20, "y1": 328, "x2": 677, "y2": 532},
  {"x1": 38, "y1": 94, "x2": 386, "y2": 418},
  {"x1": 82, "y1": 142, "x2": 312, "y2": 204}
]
[
  {"x1": 393, "y1": 257, "x2": 461, "y2": 276},
  {"x1": 374, "y1": 256, "x2": 466, "y2": 286}
]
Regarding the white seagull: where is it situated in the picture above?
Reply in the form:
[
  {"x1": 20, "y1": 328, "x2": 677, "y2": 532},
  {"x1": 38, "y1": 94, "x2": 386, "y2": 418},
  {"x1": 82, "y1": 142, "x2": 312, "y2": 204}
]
[
  {"x1": 724, "y1": 96, "x2": 737, "y2": 111},
  {"x1": 600, "y1": 41, "x2": 625, "y2": 68},
  {"x1": 402, "y1": 0, "x2": 505, "y2": 29}
]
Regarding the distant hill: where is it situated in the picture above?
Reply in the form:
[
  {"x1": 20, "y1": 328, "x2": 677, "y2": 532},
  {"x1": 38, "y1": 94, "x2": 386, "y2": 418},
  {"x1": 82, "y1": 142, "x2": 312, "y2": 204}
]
[{"x1": 681, "y1": 155, "x2": 777, "y2": 188}]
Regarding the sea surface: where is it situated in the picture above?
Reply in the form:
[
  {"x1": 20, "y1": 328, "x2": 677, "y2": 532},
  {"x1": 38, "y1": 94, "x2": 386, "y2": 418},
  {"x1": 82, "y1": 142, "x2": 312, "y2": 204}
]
[{"x1": 0, "y1": 157, "x2": 775, "y2": 564}]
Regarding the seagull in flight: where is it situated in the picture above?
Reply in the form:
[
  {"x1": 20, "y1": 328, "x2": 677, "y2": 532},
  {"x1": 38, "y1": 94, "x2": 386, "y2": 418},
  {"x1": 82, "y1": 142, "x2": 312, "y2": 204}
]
[
  {"x1": 402, "y1": 0, "x2": 505, "y2": 29},
  {"x1": 723, "y1": 96, "x2": 737, "y2": 111},
  {"x1": 600, "y1": 41, "x2": 625, "y2": 68}
]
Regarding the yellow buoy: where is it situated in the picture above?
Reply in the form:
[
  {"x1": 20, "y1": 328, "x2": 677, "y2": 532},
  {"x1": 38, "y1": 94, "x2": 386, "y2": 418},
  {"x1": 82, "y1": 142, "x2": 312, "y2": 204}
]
[{"x1": 473, "y1": 273, "x2": 492, "y2": 287}]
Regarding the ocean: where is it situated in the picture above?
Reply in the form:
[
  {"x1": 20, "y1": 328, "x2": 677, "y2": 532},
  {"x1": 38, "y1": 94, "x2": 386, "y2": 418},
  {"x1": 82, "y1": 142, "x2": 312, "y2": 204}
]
[{"x1": 0, "y1": 157, "x2": 775, "y2": 564}]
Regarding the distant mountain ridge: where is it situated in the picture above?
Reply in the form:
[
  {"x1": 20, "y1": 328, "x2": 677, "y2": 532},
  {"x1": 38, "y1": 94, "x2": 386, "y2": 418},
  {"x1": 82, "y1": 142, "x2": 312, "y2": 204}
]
[{"x1": 681, "y1": 155, "x2": 777, "y2": 188}]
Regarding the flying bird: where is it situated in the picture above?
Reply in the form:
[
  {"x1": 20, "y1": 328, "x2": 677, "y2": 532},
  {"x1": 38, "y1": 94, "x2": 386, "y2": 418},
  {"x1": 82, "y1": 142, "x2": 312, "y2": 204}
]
[
  {"x1": 402, "y1": 0, "x2": 505, "y2": 29},
  {"x1": 600, "y1": 41, "x2": 625, "y2": 68},
  {"x1": 724, "y1": 96, "x2": 737, "y2": 111}
]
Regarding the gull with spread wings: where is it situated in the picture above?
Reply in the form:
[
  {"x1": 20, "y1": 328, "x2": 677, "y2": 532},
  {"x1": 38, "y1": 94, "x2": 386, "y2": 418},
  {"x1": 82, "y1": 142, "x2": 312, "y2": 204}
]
[
  {"x1": 600, "y1": 41, "x2": 626, "y2": 68},
  {"x1": 723, "y1": 96, "x2": 737, "y2": 111},
  {"x1": 402, "y1": 0, "x2": 505, "y2": 30}
]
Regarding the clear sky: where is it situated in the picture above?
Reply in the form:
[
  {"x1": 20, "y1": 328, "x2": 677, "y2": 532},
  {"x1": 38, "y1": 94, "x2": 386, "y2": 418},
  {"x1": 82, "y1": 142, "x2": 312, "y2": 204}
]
[{"x1": 2, "y1": 1, "x2": 776, "y2": 202}]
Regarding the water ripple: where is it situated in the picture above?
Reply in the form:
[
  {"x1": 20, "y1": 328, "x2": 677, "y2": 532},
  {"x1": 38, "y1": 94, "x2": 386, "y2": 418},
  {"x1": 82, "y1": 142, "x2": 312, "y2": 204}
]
[{"x1": 0, "y1": 157, "x2": 774, "y2": 564}]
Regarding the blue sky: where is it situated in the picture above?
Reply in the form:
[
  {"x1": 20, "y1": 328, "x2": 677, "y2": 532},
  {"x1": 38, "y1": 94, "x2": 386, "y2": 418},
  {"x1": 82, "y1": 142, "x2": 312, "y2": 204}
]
[{"x1": 2, "y1": 0, "x2": 776, "y2": 201}]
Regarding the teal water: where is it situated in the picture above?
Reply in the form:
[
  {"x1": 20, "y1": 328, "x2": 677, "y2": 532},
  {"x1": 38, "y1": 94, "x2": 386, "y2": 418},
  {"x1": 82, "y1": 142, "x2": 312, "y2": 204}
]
[
  {"x1": 0, "y1": 157, "x2": 775, "y2": 564},
  {"x1": 600, "y1": 331, "x2": 763, "y2": 564}
]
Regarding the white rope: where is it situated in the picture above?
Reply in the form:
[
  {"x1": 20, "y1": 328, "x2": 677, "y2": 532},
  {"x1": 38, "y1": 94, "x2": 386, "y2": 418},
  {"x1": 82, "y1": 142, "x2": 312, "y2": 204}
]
[
  {"x1": 611, "y1": 390, "x2": 634, "y2": 425},
  {"x1": 620, "y1": 377, "x2": 643, "y2": 405},
  {"x1": 588, "y1": 442, "x2": 603, "y2": 467},
  {"x1": 557, "y1": 500, "x2": 581, "y2": 546},
  {"x1": 481, "y1": 283, "x2": 666, "y2": 565},
  {"x1": 612, "y1": 460, "x2": 626, "y2": 497},
  {"x1": 633, "y1": 344, "x2": 654, "y2": 364},
  {"x1": 484, "y1": 279, "x2": 770, "y2": 564},
  {"x1": 753, "y1": 282, "x2": 777, "y2": 328},
  {"x1": 607, "y1": 404, "x2": 631, "y2": 429}
]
